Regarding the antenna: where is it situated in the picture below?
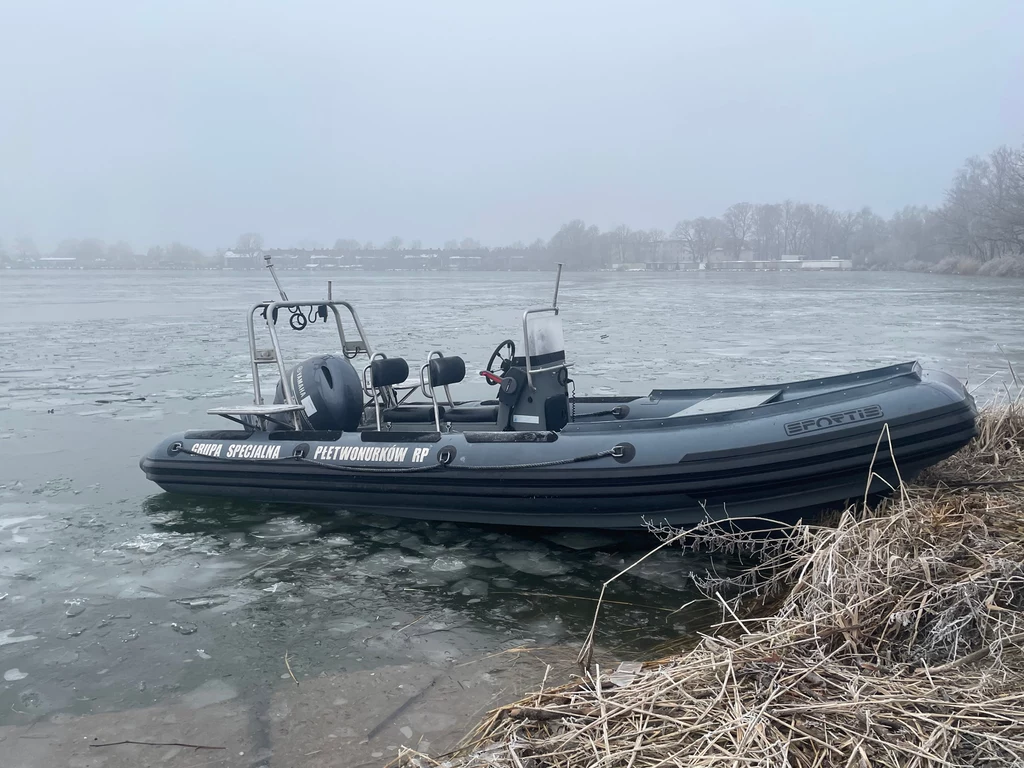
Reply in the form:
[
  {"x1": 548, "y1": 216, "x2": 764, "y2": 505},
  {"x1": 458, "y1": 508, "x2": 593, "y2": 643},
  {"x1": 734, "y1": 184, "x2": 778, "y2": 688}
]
[
  {"x1": 263, "y1": 253, "x2": 289, "y2": 301},
  {"x1": 552, "y1": 262, "x2": 563, "y2": 308}
]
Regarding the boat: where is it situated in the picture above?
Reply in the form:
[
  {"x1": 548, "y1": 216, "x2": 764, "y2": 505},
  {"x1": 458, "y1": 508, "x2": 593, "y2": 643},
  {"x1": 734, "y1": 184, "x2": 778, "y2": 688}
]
[{"x1": 140, "y1": 257, "x2": 979, "y2": 529}]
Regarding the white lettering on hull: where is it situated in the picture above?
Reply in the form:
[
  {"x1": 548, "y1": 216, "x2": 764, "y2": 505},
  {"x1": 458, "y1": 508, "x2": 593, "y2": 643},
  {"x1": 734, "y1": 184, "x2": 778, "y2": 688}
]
[
  {"x1": 189, "y1": 442, "x2": 223, "y2": 457},
  {"x1": 224, "y1": 443, "x2": 282, "y2": 460},
  {"x1": 311, "y1": 444, "x2": 429, "y2": 464},
  {"x1": 188, "y1": 441, "x2": 432, "y2": 464}
]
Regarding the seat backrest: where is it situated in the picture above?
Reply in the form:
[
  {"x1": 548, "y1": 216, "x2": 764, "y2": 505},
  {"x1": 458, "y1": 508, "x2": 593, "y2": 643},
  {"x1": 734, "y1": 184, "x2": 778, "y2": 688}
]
[
  {"x1": 370, "y1": 356, "x2": 409, "y2": 388},
  {"x1": 428, "y1": 355, "x2": 466, "y2": 387}
]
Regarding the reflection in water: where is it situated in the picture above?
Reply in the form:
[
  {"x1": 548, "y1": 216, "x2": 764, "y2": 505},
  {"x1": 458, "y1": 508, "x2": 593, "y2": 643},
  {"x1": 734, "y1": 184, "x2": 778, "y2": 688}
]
[{"x1": 141, "y1": 492, "x2": 726, "y2": 651}]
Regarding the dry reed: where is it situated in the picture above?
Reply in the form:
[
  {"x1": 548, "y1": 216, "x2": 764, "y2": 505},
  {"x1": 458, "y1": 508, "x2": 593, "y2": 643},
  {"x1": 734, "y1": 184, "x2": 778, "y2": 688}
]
[{"x1": 397, "y1": 399, "x2": 1024, "y2": 768}]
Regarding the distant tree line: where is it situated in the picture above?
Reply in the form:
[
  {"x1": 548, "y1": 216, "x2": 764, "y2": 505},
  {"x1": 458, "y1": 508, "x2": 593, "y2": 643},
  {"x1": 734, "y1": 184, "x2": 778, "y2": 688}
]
[
  {"x1": 2, "y1": 142, "x2": 1022, "y2": 276},
  {"x1": 537, "y1": 142, "x2": 1024, "y2": 276}
]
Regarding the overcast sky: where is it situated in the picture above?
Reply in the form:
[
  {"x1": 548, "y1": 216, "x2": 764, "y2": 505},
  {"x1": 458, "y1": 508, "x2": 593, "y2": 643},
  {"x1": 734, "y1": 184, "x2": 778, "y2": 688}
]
[{"x1": 1, "y1": 0, "x2": 1022, "y2": 251}]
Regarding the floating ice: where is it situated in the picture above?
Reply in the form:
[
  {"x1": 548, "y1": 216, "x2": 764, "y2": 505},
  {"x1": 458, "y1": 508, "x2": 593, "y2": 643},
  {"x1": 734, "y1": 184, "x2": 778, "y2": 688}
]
[
  {"x1": 0, "y1": 629, "x2": 38, "y2": 646},
  {"x1": 357, "y1": 551, "x2": 414, "y2": 576},
  {"x1": 4, "y1": 668, "x2": 28, "y2": 681},
  {"x1": 495, "y1": 551, "x2": 569, "y2": 577},
  {"x1": 430, "y1": 555, "x2": 467, "y2": 572},
  {"x1": 174, "y1": 596, "x2": 229, "y2": 610},
  {"x1": 249, "y1": 518, "x2": 319, "y2": 546},
  {"x1": 447, "y1": 578, "x2": 489, "y2": 598},
  {"x1": 0, "y1": 514, "x2": 45, "y2": 530},
  {"x1": 328, "y1": 617, "x2": 370, "y2": 633}
]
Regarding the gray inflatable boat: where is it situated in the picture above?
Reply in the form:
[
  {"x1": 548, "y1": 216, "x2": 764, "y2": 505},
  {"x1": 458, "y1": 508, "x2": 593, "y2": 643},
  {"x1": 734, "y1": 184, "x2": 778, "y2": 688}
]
[{"x1": 140, "y1": 260, "x2": 978, "y2": 529}]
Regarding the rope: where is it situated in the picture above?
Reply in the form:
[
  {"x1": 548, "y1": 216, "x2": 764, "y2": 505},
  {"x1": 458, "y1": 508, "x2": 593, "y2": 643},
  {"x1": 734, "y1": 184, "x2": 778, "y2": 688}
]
[
  {"x1": 172, "y1": 443, "x2": 621, "y2": 473},
  {"x1": 441, "y1": 447, "x2": 619, "y2": 471},
  {"x1": 297, "y1": 456, "x2": 444, "y2": 474}
]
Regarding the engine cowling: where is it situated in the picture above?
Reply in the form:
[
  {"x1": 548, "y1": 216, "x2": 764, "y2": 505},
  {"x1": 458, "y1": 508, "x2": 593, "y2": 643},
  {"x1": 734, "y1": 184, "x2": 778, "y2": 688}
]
[{"x1": 274, "y1": 354, "x2": 364, "y2": 431}]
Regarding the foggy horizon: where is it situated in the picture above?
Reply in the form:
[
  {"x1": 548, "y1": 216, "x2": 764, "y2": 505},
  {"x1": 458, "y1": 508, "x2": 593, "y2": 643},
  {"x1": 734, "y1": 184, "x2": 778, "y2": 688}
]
[{"x1": 1, "y1": 0, "x2": 1022, "y2": 252}]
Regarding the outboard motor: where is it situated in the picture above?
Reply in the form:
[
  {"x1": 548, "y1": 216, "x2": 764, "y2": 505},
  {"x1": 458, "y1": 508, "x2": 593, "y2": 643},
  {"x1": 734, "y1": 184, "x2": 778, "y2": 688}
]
[{"x1": 274, "y1": 354, "x2": 364, "y2": 431}]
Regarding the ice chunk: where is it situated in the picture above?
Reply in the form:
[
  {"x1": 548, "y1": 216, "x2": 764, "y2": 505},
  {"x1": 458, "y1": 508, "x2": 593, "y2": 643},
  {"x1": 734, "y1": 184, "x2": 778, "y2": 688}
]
[
  {"x1": 495, "y1": 551, "x2": 569, "y2": 577},
  {"x1": 249, "y1": 518, "x2": 319, "y2": 546},
  {"x1": 328, "y1": 617, "x2": 370, "y2": 634},
  {"x1": 0, "y1": 629, "x2": 37, "y2": 646},
  {"x1": 174, "y1": 596, "x2": 230, "y2": 610},
  {"x1": 447, "y1": 578, "x2": 489, "y2": 598},
  {"x1": 430, "y1": 555, "x2": 467, "y2": 572},
  {"x1": 466, "y1": 557, "x2": 503, "y2": 569},
  {"x1": 357, "y1": 551, "x2": 414, "y2": 576},
  {"x1": 398, "y1": 534, "x2": 426, "y2": 553}
]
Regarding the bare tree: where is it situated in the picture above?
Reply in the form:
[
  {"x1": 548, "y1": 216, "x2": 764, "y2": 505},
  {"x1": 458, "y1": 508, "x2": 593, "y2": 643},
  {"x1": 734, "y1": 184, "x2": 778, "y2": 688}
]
[
  {"x1": 723, "y1": 202, "x2": 755, "y2": 257},
  {"x1": 753, "y1": 204, "x2": 782, "y2": 259},
  {"x1": 779, "y1": 200, "x2": 805, "y2": 255},
  {"x1": 548, "y1": 220, "x2": 601, "y2": 267},
  {"x1": 106, "y1": 241, "x2": 135, "y2": 265},
  {"x1": 941, "y1": 145, "x2": 1024, "y2": 261},
  {"x1": 832, "y1": 211, "x2": 856, "y2": 260},
  {"x1": 235, "y1": 233, "x2": 264, "y2": 259},
  {"x1": 672, "y1": 218, "x2": 721, "y2": 264},
  {"x1": 13, "y1": 237, "x2": 38, "y2": 260},
  {"x1": 608, "y1": 224, "x2": 633, "y2": 264}
]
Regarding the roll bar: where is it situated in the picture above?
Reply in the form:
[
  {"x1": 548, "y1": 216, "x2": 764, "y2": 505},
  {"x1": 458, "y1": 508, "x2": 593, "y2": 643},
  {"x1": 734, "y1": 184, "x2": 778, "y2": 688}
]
[{"x1": 243, "y1": 255, "x2": 374, "y2": 410}]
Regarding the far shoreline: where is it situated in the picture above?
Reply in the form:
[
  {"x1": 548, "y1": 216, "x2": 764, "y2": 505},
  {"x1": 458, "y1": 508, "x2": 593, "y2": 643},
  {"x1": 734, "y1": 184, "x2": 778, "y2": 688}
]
[{"x1": 3, "y1": 263, "x2": 1024, "y2": 279}]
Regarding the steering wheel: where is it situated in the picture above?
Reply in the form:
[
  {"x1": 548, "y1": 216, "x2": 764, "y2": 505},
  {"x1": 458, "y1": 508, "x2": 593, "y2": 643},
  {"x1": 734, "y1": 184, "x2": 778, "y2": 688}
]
[{"x1": 481, "y1": 339, "x2": 516, "y2": 385}]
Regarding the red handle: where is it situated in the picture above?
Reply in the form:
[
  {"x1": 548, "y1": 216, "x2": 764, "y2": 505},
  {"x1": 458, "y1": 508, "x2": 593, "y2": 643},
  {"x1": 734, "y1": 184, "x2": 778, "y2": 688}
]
[{"x1": 479, "y1": 370, "x2": 503, "y2": 384}]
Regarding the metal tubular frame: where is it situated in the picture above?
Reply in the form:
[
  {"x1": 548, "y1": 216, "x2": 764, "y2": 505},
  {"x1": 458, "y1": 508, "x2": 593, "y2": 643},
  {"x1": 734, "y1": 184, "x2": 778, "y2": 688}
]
[
  {"x1": 222, "y1": 255, "x2": 569, "y2": 430},
  {"x1": 244, "y1": 299, "x2": 374, "y2": 429},
  {"x1": 418, "y1": 350, "x2": 451, "y2": 432},
  {"x1": 363, "y1": 352, "x2": 389, "y2": 431}
]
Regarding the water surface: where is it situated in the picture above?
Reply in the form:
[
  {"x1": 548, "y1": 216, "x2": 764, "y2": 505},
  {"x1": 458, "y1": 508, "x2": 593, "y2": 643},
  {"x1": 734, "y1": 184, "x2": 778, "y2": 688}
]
[{"x1": 0, "y1": 268, "x2": 1021, "y2": 729}]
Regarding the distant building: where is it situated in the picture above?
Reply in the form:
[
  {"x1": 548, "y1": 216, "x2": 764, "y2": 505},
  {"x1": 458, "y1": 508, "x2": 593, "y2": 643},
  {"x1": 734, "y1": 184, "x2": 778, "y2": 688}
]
[
  {"x1": 37, "y1": 256, "x2": 79, "y2": 268},
  {"x1": 709, "y1": 248, "x2": 755, "y2": 263}
]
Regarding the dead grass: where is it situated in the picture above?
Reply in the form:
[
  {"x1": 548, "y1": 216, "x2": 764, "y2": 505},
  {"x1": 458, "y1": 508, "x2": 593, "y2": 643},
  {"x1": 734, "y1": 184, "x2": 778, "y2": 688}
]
[{"x1": 396, "y1": 398, "x2": 1024, "y2": 767}]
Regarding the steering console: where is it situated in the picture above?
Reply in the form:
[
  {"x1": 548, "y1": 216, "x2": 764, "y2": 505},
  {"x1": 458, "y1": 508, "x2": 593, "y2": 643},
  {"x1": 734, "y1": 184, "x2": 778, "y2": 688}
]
[{"x1": 480, "y1": 339, "x2": 516, "y2": 386}]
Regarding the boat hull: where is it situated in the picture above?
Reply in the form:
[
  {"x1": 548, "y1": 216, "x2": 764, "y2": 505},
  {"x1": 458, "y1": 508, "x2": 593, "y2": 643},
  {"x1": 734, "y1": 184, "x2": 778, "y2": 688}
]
[{"x1": 140, "y1": 363, "x2": 978, "y2": 529}]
